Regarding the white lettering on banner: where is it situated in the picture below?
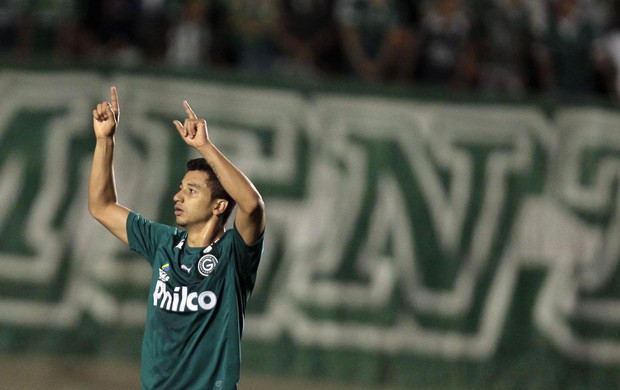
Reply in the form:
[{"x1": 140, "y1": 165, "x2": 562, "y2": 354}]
[
  {"x1": 1, "y1": 71, "x2": 620, "y2": 366},
  {"x1": 153, "y1": 281, "x2": 217, "y2": 312},
  {"x1": 244, "y1": 97, "x2": 620, "y2": 365}
]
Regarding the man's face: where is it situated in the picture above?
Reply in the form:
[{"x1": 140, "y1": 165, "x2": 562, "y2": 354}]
[{"x1": 173, "y1": 170, "x2": 215, "y2": 228}]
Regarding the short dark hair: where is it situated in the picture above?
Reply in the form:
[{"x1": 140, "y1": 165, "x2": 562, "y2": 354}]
[{"x1": 186, "y1": 158, "x2": 236, "y2": 224}]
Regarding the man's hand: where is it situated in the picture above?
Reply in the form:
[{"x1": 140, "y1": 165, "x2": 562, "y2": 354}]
[
  {"x1": 173, "y1": 100, "x2": 210, "y2": 149},
  {"x1": 93, "y1": 86, "x2": 120, "y2": 139}
]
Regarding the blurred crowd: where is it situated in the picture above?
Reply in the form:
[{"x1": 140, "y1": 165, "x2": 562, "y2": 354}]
[{"x1": 1, "y1": 0, "x2": 620, "y2": 101}]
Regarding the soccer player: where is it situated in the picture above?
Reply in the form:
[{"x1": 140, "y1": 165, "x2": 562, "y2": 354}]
[{"x1": 88, "y1": 86, "x2": 266, "y2": 389}]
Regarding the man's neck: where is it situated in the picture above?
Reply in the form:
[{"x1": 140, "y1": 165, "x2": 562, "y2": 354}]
[{"x1": 185, "y1": 225, "x2": 224, "y2": 248}]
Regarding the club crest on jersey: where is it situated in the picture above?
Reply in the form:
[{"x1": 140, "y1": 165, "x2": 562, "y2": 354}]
[{"x1": 197, "y1": 254, "x2": 218, "y2": 277}]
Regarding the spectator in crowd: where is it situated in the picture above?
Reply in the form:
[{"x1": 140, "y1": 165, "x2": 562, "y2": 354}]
[
  {"x1": 0, "y1": 0, "x2": 25, "y2": 55},
  {"x1": 522, "y1": 0, "x2": 549, "y2": 38},
  {"x1": 532, "y1": 0, "x2": 600, "y2": 97},
  {"x1": 136, "y1": 0, "x2": 170, "y2": 63},
  {"x1": 594, "y1": 1, "x2": 620, "y2": 101},
  {"x1": 580, "y1": 0, "x2": 609, "y2": 30},
  {"x1": 207, "y1": 1, "x2": 238, "y2": 67},
  {"x1": 389, "y1": 0, "x2": 420, "y2": 83},
  {"x1": 474, "y1": 0, "x2": 534, "y2": 97},
  {"x1": 273, "y1": 0, "x2": 343, "y2": 78},
  {"x1": 226, "y1": 0, "x2": 280, "y2": 74},
  {"x1": 14, "y1": 0, "x2": 88, "y2": 63},
  {"x1": 166, "y1": 0, "x2": 212, "y2": 68},
  {"x1": 90, "y1": 0, "x2": 144, "y2": 67},
  {"x1": 335, "y1": 0, "x2": 410, "y2": 83},
  {"x1": 409, "y1": 0, "x2": 478, "y2": 90},
  {"x1": 3, "y1": 0, "x2": 620, "y2": 103}
]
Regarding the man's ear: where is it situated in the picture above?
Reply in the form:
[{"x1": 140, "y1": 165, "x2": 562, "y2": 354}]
[{"x1": 213, "y1": 199, "x2": 229, "y2": 216}]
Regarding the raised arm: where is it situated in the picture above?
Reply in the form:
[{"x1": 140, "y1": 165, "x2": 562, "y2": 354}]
[
  {"x1": 88, "y1": 86, "x2": 131, "y2": 244},
  {"x1": 173, "y1": 101, "x2": 265, "y2": 245}
]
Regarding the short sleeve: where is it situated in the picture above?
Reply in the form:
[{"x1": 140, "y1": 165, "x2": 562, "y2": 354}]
[
  {"x1": 230, "y1": 227, "x2": 264, "y2": 280},
  {"x1": 126, "y1": 211, "x2": 178, "y2": 266}
]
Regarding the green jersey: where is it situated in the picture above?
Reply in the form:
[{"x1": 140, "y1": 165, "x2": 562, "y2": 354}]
[{"x1": 126, "y1": 212, "x2": 263, "y2": 390}]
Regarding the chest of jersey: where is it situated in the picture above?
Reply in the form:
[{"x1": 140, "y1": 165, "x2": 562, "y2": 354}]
[{"x1": 151, "y1": 239, "x2": 226, "y2": 314}]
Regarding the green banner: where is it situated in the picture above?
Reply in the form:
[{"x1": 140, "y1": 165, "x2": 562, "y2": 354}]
[{"x1": 0, "y1": 70, "x2": 620, "y2": 388}]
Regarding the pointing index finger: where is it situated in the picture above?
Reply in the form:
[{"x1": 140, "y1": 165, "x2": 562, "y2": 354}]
[
  {"x1": 183, "y1": 100, "x2": 197, "y2": 119},
  {"x1": 110, "y1": 86, "x2": 119, "y2": 113}
]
